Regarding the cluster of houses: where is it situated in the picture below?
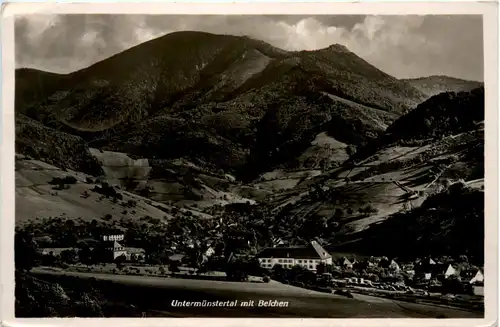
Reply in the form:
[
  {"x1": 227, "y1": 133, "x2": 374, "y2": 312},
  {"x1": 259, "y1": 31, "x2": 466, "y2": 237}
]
[
  {"x1": 41, "y1": 232, "x2": 146, "y2": 262},
  {"x1": 37, "y1": 227, "x2": 484, "y2": 297},
  {"x1": 256, "y1": 241, "x2": 484, "y2": 295}
]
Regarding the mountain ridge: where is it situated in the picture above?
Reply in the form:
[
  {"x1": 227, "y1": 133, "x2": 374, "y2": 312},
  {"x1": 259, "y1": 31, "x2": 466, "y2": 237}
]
[
  {"x1": 16, "y1": 31, "x2": 427, "y2": 179},
  {"x1": 15, "y1": 31, "x2": 485, "y2": 262},
  {"x1": 402, "y1": 75, "x2": 484, "y2": 98}
]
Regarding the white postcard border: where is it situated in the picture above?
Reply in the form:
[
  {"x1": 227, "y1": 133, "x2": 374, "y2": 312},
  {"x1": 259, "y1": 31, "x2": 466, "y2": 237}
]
[{"x1": 1, "y1": 2, "x2": 498, "y2": 327}]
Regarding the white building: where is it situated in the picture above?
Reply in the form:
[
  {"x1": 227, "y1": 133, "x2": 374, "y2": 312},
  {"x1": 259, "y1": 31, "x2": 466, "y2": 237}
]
[
  {"x1": 339, "y1": 257, "x2": 353, "y2": 269},
  {"x1": 100, "y1": 240, "x2": 128, "y2": 260},
  {"x1": 444, "y1": 264, "x2": 458, "y2": 278},
  {"x1": 469, "y1": 270, "x2": 484, "y2": 284},
  {"x1": 464, "y1": 269, "x2": 484, "y2": 284},
  {"x1": 257, "y1": 241, "x2": 333, "y2": 272},
  {"x1": 102, "y1": 234, "x2": 124, "y2": 241}
]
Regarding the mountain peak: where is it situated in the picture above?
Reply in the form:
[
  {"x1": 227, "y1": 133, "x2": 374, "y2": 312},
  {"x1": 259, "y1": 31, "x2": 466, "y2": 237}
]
[{"x1": 321, "y1": 43, "x2": 351, "y2": 53}]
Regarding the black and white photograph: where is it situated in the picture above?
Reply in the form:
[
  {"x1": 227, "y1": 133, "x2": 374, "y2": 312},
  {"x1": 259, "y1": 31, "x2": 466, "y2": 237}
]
[{"x1": 5, "y1": 3, "x2": 497, "y2": 321}]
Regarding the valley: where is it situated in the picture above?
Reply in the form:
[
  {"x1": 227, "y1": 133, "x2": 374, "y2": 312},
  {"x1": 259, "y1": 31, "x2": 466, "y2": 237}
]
[{"x1": 14, "y1": 30, "x2": 485, "y2": 318}]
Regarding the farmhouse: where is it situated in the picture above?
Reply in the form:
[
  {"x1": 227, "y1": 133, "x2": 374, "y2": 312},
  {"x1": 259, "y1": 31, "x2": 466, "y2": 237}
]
[{"x1": 257, "y1": 241, "x2": 332, "y2": 271}]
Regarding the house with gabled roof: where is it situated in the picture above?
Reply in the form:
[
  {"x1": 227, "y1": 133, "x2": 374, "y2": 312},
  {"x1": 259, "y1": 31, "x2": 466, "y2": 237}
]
[
  {"x1": 469, "y1": 270, "x2": 484, "y2": 284},
  {"x1": 97, "y1": 232, "x2": 144, "y2": 262},
  {"x1": 444, "y1": 264, "x2": 459, "y2": 278},
  {"x1": 257, "y1": 240, "x2": 332, "y2": 271},
  {"x1": 461, "y1": 268, "x2": 484, "y2": 284},
  {"x1": 338, "y1": 257, "x2": 353, "y2": 269},
  {"x1": 101, "y1": 240, "x2": 128, "y2": 260}
]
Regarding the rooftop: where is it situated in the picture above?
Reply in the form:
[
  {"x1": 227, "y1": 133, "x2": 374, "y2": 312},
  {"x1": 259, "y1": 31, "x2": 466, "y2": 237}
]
[
  {"x1": 101, "y1": 240, "x2": 124, "y2": 249},
  {"x1": 258, "y1": 241, "x2": 331, "y2": 260}
]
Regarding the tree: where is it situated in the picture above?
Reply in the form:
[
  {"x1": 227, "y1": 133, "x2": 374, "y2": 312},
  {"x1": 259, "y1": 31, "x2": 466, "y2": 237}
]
[
  {"x1": 169, "y1": 261, "x2": 180, "y2": 273},
  {"x1": 290, "y1": 265, "x2": 316, "y2": 285},
  {"x1": 225, "y1": 259, "x2": 249, "y2": 282},
  {"x1": 346, "y1": 145, "x2": 357, "y2": 156},
  {"x1": 60, "y1": 249, "x2": 78, "y2": 264},
  {"x1": 15, "y1": 231, "x2": 41, "y2": 271},
  {"x1": 316, "y1": 262, "x2": 327, "y2": 274},
  {"x1": 271, "y1": 264, "x2": 285, "y2": 281},
  {"x1": 442, "y1": 275, "x2": 464, "y2": 294},
  {"x1": 57, "y1": 231, "x2": 79, "y2": 247},
  {"x1": 64, "y1": 220, "x2": 75, "y2": 229},
  {"x1": 394, "y1": 273, "x2": 405, "y2": 284},
  {"x1": 334, "y1": 208, "x2": 344, "y2": 219},
  {"x1": 79, "y1": 246, "x2": 94, "y2": 266},
  {"x1": 74, "y1": 293, "x2": 104, "y2": 317},
  {"x1": 115, "y1": 254, "x2": 127, "y2": 269},
  {"x1": 185, "y1": 242, "x2": 209, "y2": 271},
  {"x1": 41, "y1": 253, "x2": 58, "y2": 267},
  {"x1": 367, "y1": 273, "x2": 380, "y2": 282}
]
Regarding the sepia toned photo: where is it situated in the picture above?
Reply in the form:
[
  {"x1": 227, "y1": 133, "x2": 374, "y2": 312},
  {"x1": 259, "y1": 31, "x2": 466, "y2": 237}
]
[{"x1": 2, "y1": 3, "x2": 497, "y2": 323}]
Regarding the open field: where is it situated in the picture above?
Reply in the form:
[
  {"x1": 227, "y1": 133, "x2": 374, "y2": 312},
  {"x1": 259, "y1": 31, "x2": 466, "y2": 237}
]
[
  {"x1": 15, "y1": 156, "x2": 175, "y2": 225},
  {"x1": 31, "y1": 269, "x2": 483, "y2": 318},
  {"x1": 45, "y1": 264, "x2": 263, "y2": 282},
  {"x1": 348, "y1": 285, "x2": 484, "y2": 313}
]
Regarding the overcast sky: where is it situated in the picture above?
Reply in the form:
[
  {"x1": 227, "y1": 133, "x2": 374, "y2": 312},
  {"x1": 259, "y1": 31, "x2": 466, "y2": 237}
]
[{"x1": 15, "y1": 14, "x2": 483, "y2": 81}]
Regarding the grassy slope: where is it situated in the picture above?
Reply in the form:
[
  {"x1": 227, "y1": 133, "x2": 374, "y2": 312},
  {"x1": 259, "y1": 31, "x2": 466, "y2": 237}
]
[
  {"x1": 266, "y1": 126, "x2": 482, "y2": 233},
  {"x1": 16, "y1": 31, "x2": 425, "y2": 179},
  {"x1": 351, "y1": 87, "x2": 484, "y2": 165},
  {"x1": 15, "y1": 114, "x2": 102, "y2": 176},
  {"x1": 386, "y1": 87, "x2": 484, "y2": 142},
  {"x1": 402, "y1": 75, "x2": 484, "y2": 98},
  {"x1": 347, "y1": 184, "x2": 484, "y2": 261},
  {"x1": 256, "y1": 87, "x2": 485, "y2": 259},
  {"x1": 15, "y1": 154, "x2": 215, "y2": 225},
  {"x1": 27, "y1": 270, "x2": 482, "y2": 318},
  {"x1": 262, "y1": 86, "x2": 484, "y2": 248},
  {"x1": 15, "y1": 68, "x2": 69, "y2": 115},
  {"x1": 89, "y1": 149, "x2": 260, "y2": 207}
]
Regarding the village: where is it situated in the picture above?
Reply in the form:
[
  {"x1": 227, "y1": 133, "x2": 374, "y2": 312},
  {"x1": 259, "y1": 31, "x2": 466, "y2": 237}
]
[
  {"x1": 15, "y1": 174, "x2": 484, "y2": 313},
  {"x1": 20, "y1": 218, "x2": 484, "y2": 312}
]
